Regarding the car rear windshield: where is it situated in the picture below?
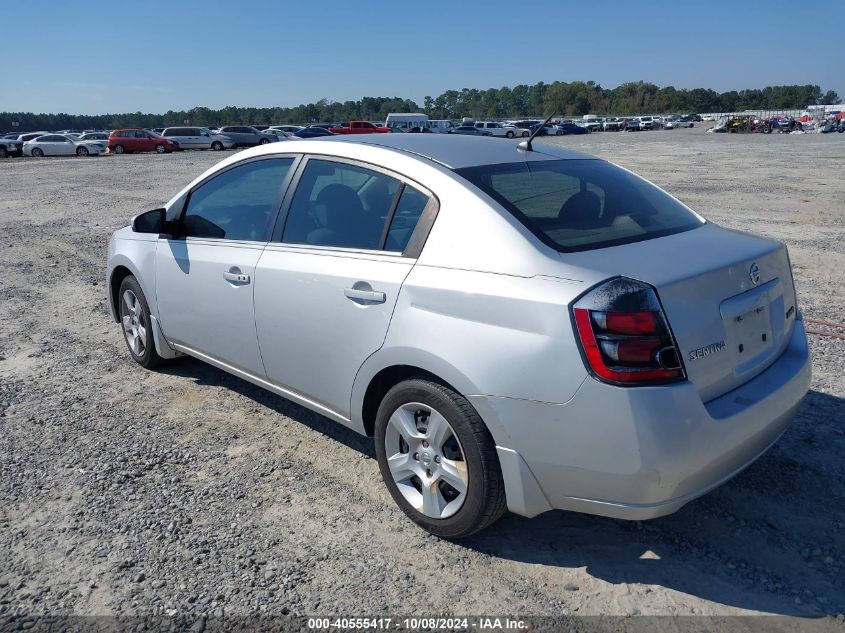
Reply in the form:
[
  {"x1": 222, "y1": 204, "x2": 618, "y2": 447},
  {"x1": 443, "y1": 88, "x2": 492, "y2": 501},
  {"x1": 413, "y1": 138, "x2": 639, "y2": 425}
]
[{"x1": 456, "y1": 159, "x2": 703, "y2": 252}]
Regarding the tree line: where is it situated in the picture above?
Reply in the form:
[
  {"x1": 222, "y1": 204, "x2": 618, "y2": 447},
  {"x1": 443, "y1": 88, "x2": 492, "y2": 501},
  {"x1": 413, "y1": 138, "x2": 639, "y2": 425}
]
[{"x1": 1, "y1": 82, "x2": 839, "y2": 131}]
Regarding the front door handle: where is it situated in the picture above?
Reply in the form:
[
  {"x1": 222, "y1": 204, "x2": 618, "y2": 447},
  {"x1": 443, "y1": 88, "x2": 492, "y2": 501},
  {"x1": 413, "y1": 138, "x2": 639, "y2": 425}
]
[
  {"x1": 344, "y1": 288, "x2": 386, "y2": 303},
  {"x1": 223, "y1": 271, "x2": 250, "y2": 284}
]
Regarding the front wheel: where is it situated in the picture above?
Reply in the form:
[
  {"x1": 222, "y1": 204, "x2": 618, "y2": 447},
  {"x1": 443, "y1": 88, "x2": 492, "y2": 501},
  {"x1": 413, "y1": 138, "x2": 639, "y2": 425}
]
[
  {"x1": 32, "y1": 147, "x2": 44, "y2": 157},
  {"x1": 154, "y1": 143, "x2": 166, "y2": 154},
  {"x1": 259, "y1": 138, "x2": 270, "y2": 145},
  {"x1": 521, "y1": 130, "x2": 529, "y2": 137},
  {"x1": 506, "y1": 130, "x2": 514, "y2": 138},
  {"x1": 211, "y1": 141, "x2": 224, "y2": 151},
  {"x1": 76, "y1": 146, "x2": 89, "y2": 157},
  {"x1": 118, "y1": 275, "x2": 164, "y2": 369},
  {"x1": 375, "y1": 378, "x2": 506, "y2": 538}
]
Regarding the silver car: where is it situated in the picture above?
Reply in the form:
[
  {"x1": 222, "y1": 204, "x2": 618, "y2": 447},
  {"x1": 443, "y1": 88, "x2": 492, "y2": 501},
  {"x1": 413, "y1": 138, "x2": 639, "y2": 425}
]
[
  {"x1": 160, "y1": 127, "x2": 236, "y2": 151},
  {"x1": 107, "y1": 135, "x2": 810, "y2": 538}
]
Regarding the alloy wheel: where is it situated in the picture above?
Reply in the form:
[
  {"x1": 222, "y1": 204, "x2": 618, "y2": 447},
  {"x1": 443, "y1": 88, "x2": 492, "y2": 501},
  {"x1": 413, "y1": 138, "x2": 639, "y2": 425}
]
[
  {"x1": 384, "y1": 402, "x2": 468, "y2": 519},
  {"x1": 120, "y1": 289, "x2": 147, "y2": 357}
]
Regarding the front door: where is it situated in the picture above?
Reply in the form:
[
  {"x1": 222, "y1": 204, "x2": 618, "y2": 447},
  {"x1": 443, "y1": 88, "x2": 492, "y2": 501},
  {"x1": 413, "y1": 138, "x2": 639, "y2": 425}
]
[
  {"x1": 155, "y1": 157, "x2": 296, "y2": 375},
  {"x1": 254, "y1": 157, "x2": 432, "y2": 419}
]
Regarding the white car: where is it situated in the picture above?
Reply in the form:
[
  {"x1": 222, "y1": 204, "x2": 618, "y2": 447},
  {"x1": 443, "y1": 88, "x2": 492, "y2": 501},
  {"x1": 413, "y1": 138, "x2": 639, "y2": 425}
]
[
  {"x1": 501, "y1": 123, "x2": 530, "y2": 138},
  {"x1": 582, "y1": 119, "x2": 603, "y2": 133},
  {"x1": 474, "y1": 122, "x2": 515, "y2": 137},
  {"x1": 638, "y1": 116, "x2": 655, "y2": 130},
  {"x1": 77, "y1": 132, "x2": 110, "y2": 144},
  {"x1": 263, "y1": 129, "x2": 295, "y2": 142},
  {"x1": 24, "y1": 134, "x2": 104, "y2": 157}
]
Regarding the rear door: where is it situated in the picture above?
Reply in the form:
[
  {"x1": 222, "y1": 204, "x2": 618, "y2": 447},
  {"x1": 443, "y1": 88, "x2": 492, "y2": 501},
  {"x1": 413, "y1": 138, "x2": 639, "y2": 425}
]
[
  {"x1": 254, "y1": 157, "x2": 435, "y2": 419},
  {"x1": 155, "y1": 156, "x2": 297, "y2": 375}
]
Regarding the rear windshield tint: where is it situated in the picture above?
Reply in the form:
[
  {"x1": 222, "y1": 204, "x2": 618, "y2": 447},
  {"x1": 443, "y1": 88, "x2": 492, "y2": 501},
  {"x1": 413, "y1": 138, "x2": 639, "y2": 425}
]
[{"x1": 456, "y1": 159, "x2": 703, "y2": 252}]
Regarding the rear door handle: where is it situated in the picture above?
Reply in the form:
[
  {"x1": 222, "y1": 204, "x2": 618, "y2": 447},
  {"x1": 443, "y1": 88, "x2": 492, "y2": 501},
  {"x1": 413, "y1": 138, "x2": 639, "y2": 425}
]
[
  {"x1": 344, "y1": 288, "x2": 386, "y2": 303},
  {"x1": 223, "y1": 271, "x2": 250, "y2": 284}
]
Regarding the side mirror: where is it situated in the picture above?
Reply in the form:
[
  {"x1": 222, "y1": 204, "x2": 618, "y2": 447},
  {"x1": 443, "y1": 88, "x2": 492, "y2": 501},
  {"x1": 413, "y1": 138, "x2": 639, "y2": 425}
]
[{"x1": 132, "y1": 208, "x2": 165, "y2": 233}]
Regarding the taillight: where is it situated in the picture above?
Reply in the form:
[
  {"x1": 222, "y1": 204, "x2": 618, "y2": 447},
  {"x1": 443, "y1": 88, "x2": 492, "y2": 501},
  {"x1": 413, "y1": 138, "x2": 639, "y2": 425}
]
[{"x1": 572, "y1": 277, "x2": 686, "y2": 386}]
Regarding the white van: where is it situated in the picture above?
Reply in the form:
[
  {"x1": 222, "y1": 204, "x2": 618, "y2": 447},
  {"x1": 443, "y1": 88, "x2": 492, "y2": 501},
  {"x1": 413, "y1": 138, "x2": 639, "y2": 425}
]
[
  {"x1": 385, "y1": 113, "x2": 429, "y2": 131},
  {"x1": 428, "y1": 119, "x2": 455, "y2": 134}
]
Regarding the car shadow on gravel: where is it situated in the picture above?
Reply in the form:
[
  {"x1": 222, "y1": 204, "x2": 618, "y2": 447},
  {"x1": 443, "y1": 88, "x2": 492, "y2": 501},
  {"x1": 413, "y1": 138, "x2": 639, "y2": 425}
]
[
  {"x1": 460, "y1": 389, "x2": 845, "y2": 618},
  {"x1": 158, "y1": 358, "x2": 843, "y2": 617},
  {"x1": 159, "y1": 357, "x2": 376, "y2": 458}
]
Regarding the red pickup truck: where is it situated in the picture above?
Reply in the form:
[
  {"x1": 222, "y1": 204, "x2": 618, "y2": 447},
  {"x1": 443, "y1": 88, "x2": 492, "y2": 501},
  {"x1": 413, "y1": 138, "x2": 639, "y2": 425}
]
[{"x1": 328, "y1": 121, "x2": 390, "y2": 134}]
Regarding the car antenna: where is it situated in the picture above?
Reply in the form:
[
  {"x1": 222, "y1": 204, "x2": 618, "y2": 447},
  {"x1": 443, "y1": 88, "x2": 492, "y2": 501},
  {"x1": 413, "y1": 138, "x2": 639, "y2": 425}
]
[{"x1": 518, "y1": 111, "x2": 556, "y2": 152}]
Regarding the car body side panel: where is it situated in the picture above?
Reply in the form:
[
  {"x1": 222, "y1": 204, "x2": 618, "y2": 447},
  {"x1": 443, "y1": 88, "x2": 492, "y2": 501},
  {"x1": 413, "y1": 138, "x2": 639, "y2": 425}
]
[{"x1": 351, "y1": 266, "x2": 590, "y2": 437}]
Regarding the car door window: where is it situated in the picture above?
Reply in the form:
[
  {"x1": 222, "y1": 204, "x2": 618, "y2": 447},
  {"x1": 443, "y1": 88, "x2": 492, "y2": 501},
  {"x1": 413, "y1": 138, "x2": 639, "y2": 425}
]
[
  {"x1": 182, "y1": 158, "x2": 294, "y2": 241},
  {"x1": 281, "y1": 159, "x2": 398, "y2": 250},
  {"x1": 385, "y1": 185, "x2": 429, "y2": 252}
]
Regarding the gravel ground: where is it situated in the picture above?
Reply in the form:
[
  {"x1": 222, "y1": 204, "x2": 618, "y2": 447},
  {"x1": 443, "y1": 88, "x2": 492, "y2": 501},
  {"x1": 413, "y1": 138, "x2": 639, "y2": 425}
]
[{"x1": 1, "y1": 128, "x2": 843, "y2": 625}]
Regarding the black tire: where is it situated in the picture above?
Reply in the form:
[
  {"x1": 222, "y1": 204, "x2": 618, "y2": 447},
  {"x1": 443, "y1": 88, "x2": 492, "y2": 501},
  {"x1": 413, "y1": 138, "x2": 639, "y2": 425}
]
[
  {"x1": 521, "y1": 130, "x2": 529, "y2": 137},
  {"x1": 76, "y1": 146, "x2": 89, "y2": 157},
  {"x1": 506, "y1": 130, "x2": 514, "y2": 138},
  {"x1": 374, "y1": 377, "x2": 506, "y2": 538},
  {"x1": 154, "y1": 143, "x2": 166, "y2": 154},
  {"x1": 211, "y1": 141, "x2": 224, "y2": 151},
  {"x1": 259, "y1": 138, "x2": 270, "y2": 145},
  {"x1": 0, "y1": 146, "x2": 7, "y2": 158},
  {"x1": 31, "y1": 147, "x2": 44, "y2": 157},
  {"x1": 118, "y1": 275, "x2": 164, "y2": 369},
  {"x1": 112, "y1": 144, "x2": 125, "y2": 154}
]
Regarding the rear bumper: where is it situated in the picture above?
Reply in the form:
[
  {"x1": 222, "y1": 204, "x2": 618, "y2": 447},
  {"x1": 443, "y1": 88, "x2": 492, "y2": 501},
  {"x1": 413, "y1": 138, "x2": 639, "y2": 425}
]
[{"x1": 470, "y1": 319, "x2": 811, "y2": 519}]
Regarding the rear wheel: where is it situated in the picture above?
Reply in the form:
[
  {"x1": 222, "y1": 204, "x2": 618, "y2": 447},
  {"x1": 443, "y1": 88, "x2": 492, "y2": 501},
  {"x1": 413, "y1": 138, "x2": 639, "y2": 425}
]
[
  {"x1": 211, "y1": 141, "x2": 224, "y2": 151},
  {"x1": 76, "y1": 146, "x2": 89, "y2": 157},
  {"x1": 154, "y1": 143, "x2": 166, "y2": 154},
  {"x1": 118, "y1": 275, "x2": 163, "y2": 369},
  {"x1": 259, "y1": 138, "x2": 270, "y2": 145},
  {"x1": 32, "y1": 147, "x2": 44, "y2": 157},
  {"x1": 112, "y1": 144, "x2": 125, "y2": 154},
  {"x1": 506, "y1": 130, "x2": 514, "y2": 138},
  {"x1": 521, "y1": 130, "x2": 529, "y2": 137},
  {"x1": 0, "y1": 146, "x2": 6, "y2": 158},
  {"x1": 374, "y1": 378, "x2": 506, "y2": 538}
]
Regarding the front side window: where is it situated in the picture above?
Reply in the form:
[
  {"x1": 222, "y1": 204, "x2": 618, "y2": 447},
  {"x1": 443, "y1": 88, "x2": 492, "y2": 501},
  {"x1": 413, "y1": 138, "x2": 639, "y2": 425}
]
[
  {"x1": 282, "y1": 160, "x2": 401, "y2": 250},
  {"x1": 182, "y1": 158, "x2": 294, "y2": 241},
  {"x1": 457, "y1": 159, "x2": 703, "y2": 252}
]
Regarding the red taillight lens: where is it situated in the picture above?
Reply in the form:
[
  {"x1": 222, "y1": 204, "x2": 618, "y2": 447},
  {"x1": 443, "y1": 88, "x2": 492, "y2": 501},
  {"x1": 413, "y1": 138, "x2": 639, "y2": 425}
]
[{"x1": 573, "y1": 278, "x2": 686, "y2": 386}]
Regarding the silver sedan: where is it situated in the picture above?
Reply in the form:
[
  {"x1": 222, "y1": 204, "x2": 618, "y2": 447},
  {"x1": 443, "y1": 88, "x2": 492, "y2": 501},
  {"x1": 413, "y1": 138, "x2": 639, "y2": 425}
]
[{"x1": 107, "y1": 135, "x2": 810, "y2": 537}]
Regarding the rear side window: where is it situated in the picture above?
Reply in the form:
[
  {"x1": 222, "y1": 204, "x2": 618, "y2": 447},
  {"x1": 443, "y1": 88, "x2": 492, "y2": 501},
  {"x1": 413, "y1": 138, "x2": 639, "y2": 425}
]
[
  {"x1": 282, "y1": 160, "x2": 399, "y2": 250},
  {"x1": 385, "y1": 186, "x2": 428, "y2": 252},
  {"x1": 456, "y1": 159, "x2": 702, "y2": 252},
  {"x1": 182, "y1": 158, "x2": 293, "y2": 241}
]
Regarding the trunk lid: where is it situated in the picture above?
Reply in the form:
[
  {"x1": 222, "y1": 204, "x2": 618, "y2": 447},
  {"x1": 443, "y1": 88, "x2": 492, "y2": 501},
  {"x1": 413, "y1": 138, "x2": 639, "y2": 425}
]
[{"x1": 561, "y1": 223, "x2": 798, "y2": 401}]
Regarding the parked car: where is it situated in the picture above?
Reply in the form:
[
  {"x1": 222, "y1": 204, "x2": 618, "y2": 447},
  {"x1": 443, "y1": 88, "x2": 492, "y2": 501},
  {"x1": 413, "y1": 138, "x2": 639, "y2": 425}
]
[
  {"x1": 556, "y1": 122, "x2": 590, "y2": 135},
  {"x1": 293, "y1": 127, "x2": 336, "y2": 138},
  {"x1": 262, "y1": 129, "x2": 293, "y2": 142},
  {"x1": 473, "y1": 122, "x2": 515, "y2": 137},
  {"x1": 501, "y1": 123, "x2": 530, "y2": 138},
  {"x1": 17, "y1": 132, "x2": 50, "y2": 143},
  {"x1": 77, "y1": 132, "x2": 110, "y2": 144},
  {"x1": 0, "y1": 136, "x2": 23, "y2": 157},
  {"x1": 108, "y1": 129, "x2": 178, "y2": 154},
  {"x1": 269, "y1": 125, "x2": 305, "y2": 134},
  {"x1": 625, "y1": 118, "x2": 641, "y2": 131},
  {"x1": 451, "y1": 124, "x2": 484, "y2": 135},
  {"x1": 602, "y1": 117, "x2": 623, "y2": 131},
  {"x1": 23, "y1": 133, "x2": 105, "y2": 157},
  {"x1": 582, "y1": 118, "x2": 603, "y2": 133},
  {"x1": 161, "y1": 127, "x2": 236, "y2": 151},
  {"x1": 428, "y1": 120, "x2": 456, "y2": 134},
  {"x1": 216, "y1": 126, "x2": 277, "y2": 147},
  {"x1": 638, "y1": 116, "x2": 655, "y2": 130},
  {"x1": 107, "y1": 135, "x2": 810, "y2": 538},
  {"x1": 151, "y1": 128, "x2": 166, "y2": 135},
  {"x1": 329, "y1": 121, "x2": 391, "y2": 134}
]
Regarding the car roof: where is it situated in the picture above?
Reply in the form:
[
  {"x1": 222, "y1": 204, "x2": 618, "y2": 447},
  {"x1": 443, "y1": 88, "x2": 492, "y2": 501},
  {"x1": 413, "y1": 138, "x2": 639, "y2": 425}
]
[{"x1": 320, "y1": 134, "x2": 596, "y2": 169}]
